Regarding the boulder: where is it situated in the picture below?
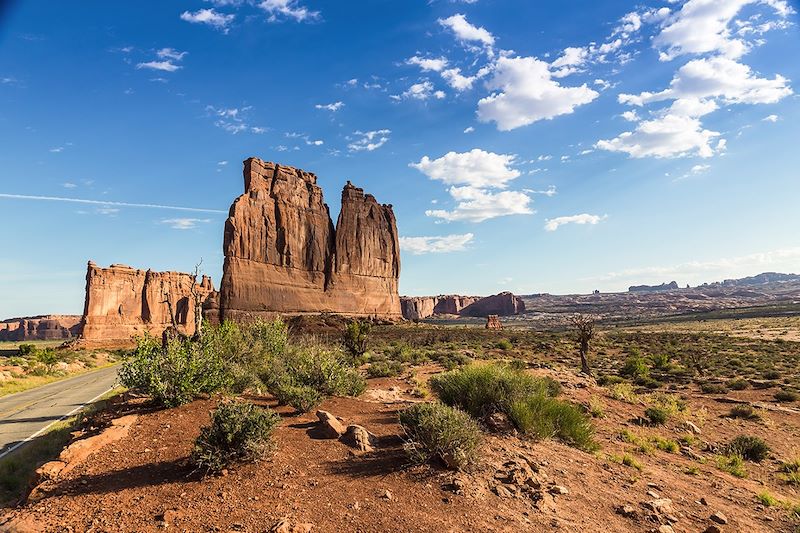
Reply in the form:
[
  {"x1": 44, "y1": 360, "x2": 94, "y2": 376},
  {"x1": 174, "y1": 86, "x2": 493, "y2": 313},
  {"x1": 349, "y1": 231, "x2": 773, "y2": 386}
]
[
  {"x1": 316, "y1": 410, "x2": 345, "y2": 438},
  {"x1": 340, "y1": 424, "x2": 377, "y2": 452},
  {"x1": 218, "y1": 158, "x2": 401, "y2": 321}
]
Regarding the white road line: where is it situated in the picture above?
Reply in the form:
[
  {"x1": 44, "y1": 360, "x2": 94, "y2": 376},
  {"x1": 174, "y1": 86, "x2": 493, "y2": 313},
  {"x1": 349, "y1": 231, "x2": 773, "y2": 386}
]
[{"x1": 0, "y1": 386, "x2": 116, "y2": 461}]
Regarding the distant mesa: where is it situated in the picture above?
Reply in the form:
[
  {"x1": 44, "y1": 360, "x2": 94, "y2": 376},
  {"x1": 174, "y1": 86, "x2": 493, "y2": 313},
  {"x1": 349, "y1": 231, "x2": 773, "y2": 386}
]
[
  {"x1": 0, "y1": 315, "x2": 81, "y2": 342},
  {"x1": 215, "y1": 157, "x2": 401, "y2": 322},
  {"x1": 78, "y1": 262, "x2": 214, "y2": 346},
  {"x1": 400, "y1": 291, "x2": 525, "y2": 320},
  {"x1": 719, "y1": 272, "x2": 800, "y2": 287},
  {"x1": 628, "y1": 281, "x2": 679, "y2": 293}
]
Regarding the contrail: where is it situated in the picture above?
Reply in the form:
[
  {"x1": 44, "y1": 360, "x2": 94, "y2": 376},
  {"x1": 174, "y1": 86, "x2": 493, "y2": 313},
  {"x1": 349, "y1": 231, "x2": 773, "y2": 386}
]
[{"x1": 0, "y1": 193, "x2": 227, "y2": 214}]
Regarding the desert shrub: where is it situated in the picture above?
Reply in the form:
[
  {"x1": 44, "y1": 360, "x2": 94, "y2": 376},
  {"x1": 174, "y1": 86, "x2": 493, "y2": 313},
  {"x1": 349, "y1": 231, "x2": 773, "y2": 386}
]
[
  {"x1": 262, "y1": 342, "x2": 365, "y2": 407},
  {"x1": 606, "y1": 383, "x2": 639, "y2": 403},
  {"x1": 399, "y1": 402, "x2": 481, "y2": 470},
  {"x1": 644, "y1": 406, "x2": 669, "y2": 426},
  {"x1": 763, "y1": 370, "x2": 781, "y2": 380},
  {"x1": 430, "y1": 363, "x2": 559, "y2": 418},
  {"x1": 774, "y1": 389, "x2": 799, "y2": 402},
  {"x1": 727, "y1": 378, "x2": 750, "y2": 390},
  {"x1": 779, "y1": 458, "x2": 800, "y2": 486},
  {"x1": 507, "y1": 358, "x2": 527, "y2": 372},
  {"x1": 620, "y1": 355, "x2": 649, "y2": 380},
  {"x1": 727, "y1": 435, "x2": 770, "y2": 462},
  {"x1": 343, "y1": 320, "x2": 371, "y2": 358},
  {"x1": 757, "y1": 491, "x2": 780, "y2": 507},
  {"x1": 716, "y1": 453, "x2": 747, "y2": 478},
  {"x1": 33, "y1": 348, "x2": 61, "y2": 374},
  {"x1": 119, "y1": 334, "x2": 230, "y2": 407},
  {"x1": 273, "y1": 384, "x2": 323, "y2": 413},
  {"x1": 597, "y1": 374, "x2": 626, "y2": 386},
  {"x1": 587, "y1": 396, "x2": 605, "y2": 418},
  {"x1": 431, "y1": 363, "x2": 593, "y2": 450},
  {"x1": 651, "y1": 436, "x2": 679, "y2": 453},
  {"x1": 192, "y1": 399, "x2": 281, "y2": 473},
  {"x1": 650, "y1": 353, "x2": 671, "y2": 370},
  {"x1": 613, "y1": 453, "x2": 642, "y2": 470},
  {"x1": 700, "y1": 382, "x2": 728, "y2": 394},
  {"x1": 367, "y1": 360, "x2": 404, "y2": 378},
  {"x1": 507, "y1": 396, "x2": 596, "y2": 450},
  {"x1": 728, "y1": 404, "x2": 758, "y2": 419},
  {"x1": 17, "y1": 343, "x2": 35, "y2": 356},
  {"x1": 495, "y1": 339, "x2": 513, "y2": 351}
]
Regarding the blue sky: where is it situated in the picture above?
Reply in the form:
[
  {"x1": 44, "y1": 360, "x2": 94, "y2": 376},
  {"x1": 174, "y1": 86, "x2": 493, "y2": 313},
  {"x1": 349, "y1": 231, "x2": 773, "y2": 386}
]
[{"x1": 1, "y1": 0, "x2": 799, "y2": 317}]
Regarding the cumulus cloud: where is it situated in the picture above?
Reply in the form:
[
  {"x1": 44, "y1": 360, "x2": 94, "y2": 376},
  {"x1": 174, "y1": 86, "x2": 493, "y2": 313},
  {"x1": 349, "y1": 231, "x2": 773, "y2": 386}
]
[
  {"x1": 160, "y1": 218, "x2": 211, "y2": 230},
  {"x1": 653, "y1": 0, "x2": 793, "y2": 61},
  {"x1": 180, "y1": 9, "x2": 235, "y2": 33},
  {"x1": 438, "y1": 14, "x2": 495, "y2": 48},
  {"x1": 258, "y1": 0, "x2": 319, "y2": 22},
  {"x1": 315, "y1": 101, "x2": 344, "y2": 112},
  {"x1": 619, "y1": 57, "x2": 792, "y2": 106},
  {"x1": 544, "y1": 213, "x2": 607, "y2": 232},
  {"x1": 410, "y1": 149, "x2": 520, "y2": 189},
  {"x1": 763, "y1": 114, "x2": 779, "y2": 122},
  {"x1": 406, "y1": 56, "x2": 449, "y2": 72},
  {"x1": 411, "y1": 149, "x2": 533, "y2": 222},
  {"x1": 348, "y1": 129, "x2": 391, "y2": 152},
  {"x1": 399, "y1": 233, "x2": 474, "y2": 255},
  {"x1": 206, "y1": 105, "x2": 265, "y2": 134},
  {"x1": 477, "y1": 56, "x2": 599, "y2": 131},
  {"x1": 400, "y1": 81, "x2": 445, "y2": 100}
]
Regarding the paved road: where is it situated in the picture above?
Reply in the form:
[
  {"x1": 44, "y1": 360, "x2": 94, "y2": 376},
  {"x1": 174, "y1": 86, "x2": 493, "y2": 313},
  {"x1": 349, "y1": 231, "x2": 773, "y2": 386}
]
[{"x1": 0, "y1": 365, "x2": 120, "y2": 458}]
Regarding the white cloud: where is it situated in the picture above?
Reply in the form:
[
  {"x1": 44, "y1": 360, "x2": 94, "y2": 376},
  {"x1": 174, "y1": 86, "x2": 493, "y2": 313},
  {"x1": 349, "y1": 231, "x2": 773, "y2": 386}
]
[
  {"x1": 205, "y1": 105, "x2": 265, "y2": 134},
  {"x1": 410, "y1": 149, "x2": 520, "y2": 189},
  {"x1": 348, "y1": 129, "x2": 391, "y2": 152},
  {"x1": 544, "y1": 213, "x2": 607, "y2": 232},
  {"x1": 763, "y1": 114, "x2": 779, "y2": 122},
  {"x1": 653, "y1": 0, "x2": 793, "y2": 60},
  {"x1": 550, "y1": 46, "x2": 589, "y2": 77},
  {"x1": 136, "y1": 60, "x2": 181, "y2": 72},
  {"x1": 426, "y1": 187, "x2": 533, "y2": 223},
  {"x1": 62, "y1": 182, "x2": 77, "y2": 189},
  {"x1": 180, "y1": 9, "x2": 235, "y2": 32},
  {"x1": 49, "y1": 147, "x2": 64, "y2": 153},
  {"x1": 399, "y1": 233, "x2": 474, "y2": 255},
  {"x1": 620, "y1": 57, "x2": 792, "y2": 106},
  {"x1": 96, "y1": 206, "x2": 119, "y2": 216},
  {"x1": 156, "y1": 48, "x2": 188, "y2": 61},
  {"x1": 463, "y1": 126, "x2": 475, "y2": 133},
  {"x1": 160, "y1": 218, "x2": 211, "y2": 230},
  {"x1": 406, "y1": 56, "x2": 449, "y2": 72},
  {"x1": 438, "y1": 14, "x2": 495, "y2": 47},
  {"x1": 523, "y1": 185, "x2": 557, "y2": 197},
  {"x1": 412, "y1": 149, "x2": 533, "y2": 222},
  {"x1": 315, "y1": 101, "x2": 344, "y2": 112},
  {"x1": 477, "y1": 56, "x2": 599, "y2": 131},
  {"x1": 400, "y1": 81, "x2": 445, "y2": 100},
  {"x1": 258, "y1": 0, "x2": 319, "y2": 22},
  {"x1": 621, "y1": 110, "x2": 639, "y2": 122}
]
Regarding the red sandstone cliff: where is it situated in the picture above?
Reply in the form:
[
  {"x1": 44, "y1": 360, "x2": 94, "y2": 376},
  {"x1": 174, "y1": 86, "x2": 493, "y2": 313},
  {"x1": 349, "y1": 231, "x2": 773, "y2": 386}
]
[
  {"x1": 79, "y1": 262, "x2": 214, "y2": 343},
  {"x1": 401, "y1": 292, "x2": 525, "y2": 319},
  {"x1": 0, "y1": 315, "x2": 82, "y2": 341},
  {"x1": 218, "y1": 158, "x2": 401, "y2": 320}
]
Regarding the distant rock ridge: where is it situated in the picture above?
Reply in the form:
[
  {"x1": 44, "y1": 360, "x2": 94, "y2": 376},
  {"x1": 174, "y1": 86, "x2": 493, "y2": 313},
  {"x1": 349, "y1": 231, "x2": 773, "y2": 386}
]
[
  {"x1": 216, "y1": 158, "x2": 401, "y2": 321},
  {"x1": 400, "y1": 292, "x2": 525, "y2": 320},
  {"x1": 0, "y1": 315, "x2": 82, "y2": 342},
  {"x1": 628, "y1": 281, "x2": 679, "y2": 293},
  {"x1": 79, "y1": 262, "x2": 214, "y2": 344}
]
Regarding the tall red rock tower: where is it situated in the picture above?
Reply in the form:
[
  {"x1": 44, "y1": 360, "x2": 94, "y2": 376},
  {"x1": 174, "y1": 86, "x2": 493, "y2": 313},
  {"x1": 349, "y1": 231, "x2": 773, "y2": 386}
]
[{"x1": 218, "y1": 157, "x2": 401, "y2": 320}]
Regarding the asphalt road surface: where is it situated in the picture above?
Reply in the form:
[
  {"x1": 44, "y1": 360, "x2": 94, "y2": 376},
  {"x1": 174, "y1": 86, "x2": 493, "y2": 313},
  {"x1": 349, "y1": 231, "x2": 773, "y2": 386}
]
[{"x1": 0, "y1": 365, "x2": 120, "y2": 459}]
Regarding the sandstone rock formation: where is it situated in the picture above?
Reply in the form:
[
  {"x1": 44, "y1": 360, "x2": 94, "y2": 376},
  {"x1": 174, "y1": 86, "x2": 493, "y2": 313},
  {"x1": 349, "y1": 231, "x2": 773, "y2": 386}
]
[
  {"x1": 485, "y1": 315, "x2": 502, "y2": 330},
  {"x1": 217, "y1": 158, "x2": 401, "y2": 321},
  {"x1": 401, "y1": 292, "x2": 525, "y2": 320},
  {"x1": 460, "y1": 292, "x2": 525, "y2": 317},
  {"x1": 400, "y1": 295, "x2": 480, "y2": 320},
  {"x1": 628, "y1": 281, "x2": 679, "y2": 292},
  {"x1": 0, "y1": 315, "x2": 81, "y2": 341},
  {"x1": 79, "y1": 262, "x2": 214, "y2": 344}
]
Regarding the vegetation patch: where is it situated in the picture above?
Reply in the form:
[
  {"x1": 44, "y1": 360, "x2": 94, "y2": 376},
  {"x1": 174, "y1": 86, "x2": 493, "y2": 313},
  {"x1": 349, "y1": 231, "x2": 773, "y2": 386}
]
[{"x1": 399, "y1": 402, "x2": 482, "y2": 470}]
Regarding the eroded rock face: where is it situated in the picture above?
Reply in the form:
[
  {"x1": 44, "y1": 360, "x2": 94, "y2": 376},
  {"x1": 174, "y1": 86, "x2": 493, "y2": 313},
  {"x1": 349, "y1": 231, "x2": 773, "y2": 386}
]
[
  {"x1": 400, "y1": 295, "x2": 480, "y2": 320},
  {"x1": 0, "y1": 316, "x2": 81, "y2": 341},
  {"x1": 460, "y1": 292, "x2": 525, "y2": 317},
  {"x1": 79, "y1": 262, "x2": 214, "y2": 343},
  {"x1": 218, "y1": 158, "x2": 401, "y2": 320}
]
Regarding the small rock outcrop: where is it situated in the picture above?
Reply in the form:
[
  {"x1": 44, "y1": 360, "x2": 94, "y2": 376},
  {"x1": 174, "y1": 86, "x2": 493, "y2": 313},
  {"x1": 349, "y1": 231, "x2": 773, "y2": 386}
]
[
  {"x1": 218, "y1": 158, "x2": 401, "y2": 321},
  {"x1": 485, "y1": 315, "x2": 502, "y2": 330},
  {"x1": 0, "y1": 315, "x2": 81, "y2": 341},
  {"x1": 460, "y1": 292, "x2": 525, "y2": 317},
  {"x1": 79, "y1": 262, "x2": 214, "y2": 344}
]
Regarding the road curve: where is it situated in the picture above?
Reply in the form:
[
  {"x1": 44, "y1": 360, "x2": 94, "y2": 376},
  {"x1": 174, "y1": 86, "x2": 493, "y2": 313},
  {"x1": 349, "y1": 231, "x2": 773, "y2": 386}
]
[{"x1": 0, "y1": 365, "x2": 120, "y2": 458}]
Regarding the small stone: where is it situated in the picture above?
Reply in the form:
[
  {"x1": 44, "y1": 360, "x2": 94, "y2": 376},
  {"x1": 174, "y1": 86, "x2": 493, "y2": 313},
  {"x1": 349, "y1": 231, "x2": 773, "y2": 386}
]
[
  {"x1": 647, "y1": 490, "x2": 660, "y2": 499},
  {"x1": 340, "y1": 425, "x2": 377, "y2": 452},
  {"x1": 699, "y1": 497, "x2": 709, "y2": 506},
  {"x1": 703, "y1": 526, "x2": 722, "y2": 533},
  {"x1": 617, "y1": 504, "x2": 637, "y2": 518},
  {"x1": 665, "y1": 514, "x2": 678, "y2": 523},
  {"x1": 549, "y1": 485, "x2": 569, "y2": 495},
  {"x1": 683, "y1": 420, "x2": 702, "y2": 434},
  {"x1": 643, "y1": 498, "x2": 673, "y2": 515},
  {"x1": 381, "y1": 489, "x2": 393, "y2": 500},
  {"x1": 316, "y1": 411, "x2": 345, "y2": 438},
  {"x1": 710, "y1": 511, "x2": 728, "y2": 525},
  {"x1": 658, "y1": 525, "x2": 675, "y2": 533}
]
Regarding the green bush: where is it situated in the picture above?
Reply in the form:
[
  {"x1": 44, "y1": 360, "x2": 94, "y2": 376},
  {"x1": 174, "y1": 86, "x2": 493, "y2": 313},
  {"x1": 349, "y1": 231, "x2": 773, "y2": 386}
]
[
  {"x1": 774, "y1": 389, "x2": 798, "y2": 403},
  {"x1": 717, "y1": 453, "x2": 747, "y2": 478},
  {"x1": 620, "y1": 356, "x2": 649, "y2": 379},
  {"x1": 495, "y1": 339, "x2": 513, "y2": 351},
  {"x1": 343, "y1": 320, "x2": 371, "y2": 358},
  {"x1": 727, "y1": 378, "x2": 750, "y2": 391},
  {"x1": 779, "y1": 458, "x2": 800, "y2": 486},
  {"x1": 367, "y1": 360, "x2": 404, "y2": 378},
  {"x1": 644, "y1": 406, "x2": 669, "y2": 425},
  {"x1": 399, "y1": 402, "x2": 481, "y2": 470},
  {"x1": 700, "y1": 382, "x2": 728, "y2": 394},
  {"x1": 727, "y1": 435, "x2": 770, "y2": 462},
  {"x1": 192, "y1": 399, "x2": 281, "y2": 473},
  {"x1": 728, "y1": 404, "x2": 758, "y2": 419},
  {"x1": 34, "y1": 348, "x2": 61, "y2": 374},
  {"x1": 119, "y1": 334, "x2": 231, "y2": 407},
  {"x1": 274, "y1": 384, "x2": 323, "y2": 413},
  {"x1": 17, "y1": 344, "x2": 35, "y2": 356},
  {"x1": 430, "y1": 363, "x2": 593, "y2": 450},
  {"x1": 650, "y1": 353, "x2": 671, "y2": 370}
]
